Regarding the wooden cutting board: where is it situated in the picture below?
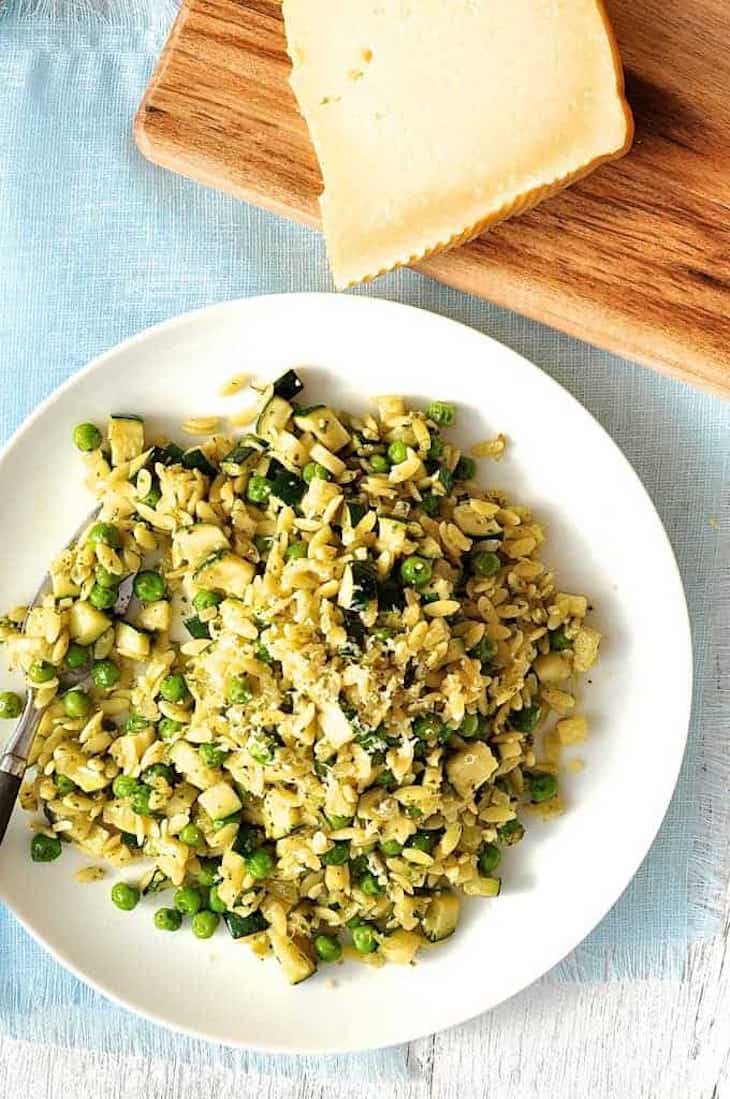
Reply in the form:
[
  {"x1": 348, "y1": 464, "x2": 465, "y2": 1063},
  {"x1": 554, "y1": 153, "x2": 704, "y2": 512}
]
[{"x1": 135, "y1": 0, "x2": 730, "y2": 398}]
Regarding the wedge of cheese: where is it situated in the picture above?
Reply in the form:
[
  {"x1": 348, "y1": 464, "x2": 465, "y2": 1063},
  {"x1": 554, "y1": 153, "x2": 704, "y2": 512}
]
[{"x1": 283, "y1": 0, "x2": 634, "y2": 289}]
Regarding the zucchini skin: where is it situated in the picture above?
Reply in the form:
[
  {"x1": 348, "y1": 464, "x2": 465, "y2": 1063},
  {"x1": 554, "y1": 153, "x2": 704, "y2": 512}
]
[
  {"x1": 272, "y1": 369, "x2": 304, "y2": 400},
  {"x1": 223, "y1": 910, "x2": 268, "y2": 939}
]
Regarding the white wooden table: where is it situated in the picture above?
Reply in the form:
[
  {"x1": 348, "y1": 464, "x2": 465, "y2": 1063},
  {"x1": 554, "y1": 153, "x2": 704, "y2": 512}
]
[{"x1": 2, "y1": 920, "x2": 729, "y2": 1099}]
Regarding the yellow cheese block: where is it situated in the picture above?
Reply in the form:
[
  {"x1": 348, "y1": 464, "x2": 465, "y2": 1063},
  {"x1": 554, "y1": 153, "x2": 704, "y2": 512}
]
[{"x1": 283, "y1": 0, "x2": 634, "y2": 289}]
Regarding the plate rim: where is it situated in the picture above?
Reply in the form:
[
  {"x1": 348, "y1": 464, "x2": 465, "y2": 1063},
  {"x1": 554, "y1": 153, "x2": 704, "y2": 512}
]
[{"x1": 0, "y1": 292, "x2": 693, "y2": 1053}]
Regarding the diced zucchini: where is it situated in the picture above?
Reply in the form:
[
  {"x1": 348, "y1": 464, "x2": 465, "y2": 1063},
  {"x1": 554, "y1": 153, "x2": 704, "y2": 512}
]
[
  {"x1": 173, "y1": 523, "x2": 230, "y2": 566},
  {"x1": 182, "y1": 448, "x2": 217, "y2": 478},
  {"x1": 463, "y1": 876, "x2": 501, "y2": 898},
  {"x1": 272, "y1": 430, "x2": 311, "y2": 471},
  {"x1": 184, "y1": 616, "x2": 210, "y2": 640},
  {"x1": 141, "y1": 867, "x2": 171, "y2": 896},
  {"x1": 69, "y1": 601, "x2": 111, "y2": 645},
  {"x1": 220, "y1": 435, "x2": 268, "y2": 476},
  {"x1": 194, "y1": 550, "x2": 255, "y2": 598},
  {"x1": 169, "y1": 740, "x2": 220, "y2": 791},
  {"x1": 256, "y1": 395, "x2": 293, "y2": 442},
  {"x1": 293, "y1": 407, "x2": 350, "y2": 452},
  {"x1": 380, "y1": 929, "x2": 423, "y2": 965},
  {"x1": 108, "y1": 415, "x2": 145, "y2": 466},
  {"x1": 197, "y1": 782, "x2": 242, "y2": 820},
  {"x1": 344, "y1": 502, "x2": 368, "y2": 529},
  {"x1": 136, "y1": 600, "x2": 171, "y2": 632},
  {"x1": 272, "y1": 369, "x2": 304, "y2": 400},
  {"x1": 51, "y1": 570, "x2": 80, "y2": 600},
  {"x1": 270, "y1": 930, "x2": 316, "y2": 985},
  {"x1": 445, "y1": 742, "x2": 498, "y2": 800},
  {"x1": 224, "y1": 910, "x2": 268, "y2": 939},
  {"x1": 115, "y1": 621, "x2": 150, "y2": 660},
  {"x1": 378, "y1": 516, "x2": 407, "y2": 555},
  {"x1": 263, "y1": 788, "x2": 301, "y2": 839},
  {"x1": 148, "y1": 442, "x2": 184, "y2": 468},
  {"x1": 422, "y1": 892, "x2": 460, "y2": 942},
  {"x1": 319, "y1": 700, "x2": 355, "y2": 748},
  {"x1": 270, "y1": 470, "x2": 306, "y2": 506}
]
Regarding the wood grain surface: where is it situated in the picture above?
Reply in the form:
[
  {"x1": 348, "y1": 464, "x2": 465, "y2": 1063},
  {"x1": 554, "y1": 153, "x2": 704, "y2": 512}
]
[{"x1": 135, "y1": 0, "x2": 730, "y2": 398}]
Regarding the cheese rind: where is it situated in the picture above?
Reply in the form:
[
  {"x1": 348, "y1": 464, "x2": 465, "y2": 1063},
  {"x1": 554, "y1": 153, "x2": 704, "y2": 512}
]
[{"x1": 283, "y1": 0, "x2": 634, "y2": 289}]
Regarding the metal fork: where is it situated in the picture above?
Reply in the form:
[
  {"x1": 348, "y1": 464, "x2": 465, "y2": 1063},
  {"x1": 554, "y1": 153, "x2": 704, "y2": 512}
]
[{"x1": 0, "y1": 506, "x2": 136, "y2": 849}]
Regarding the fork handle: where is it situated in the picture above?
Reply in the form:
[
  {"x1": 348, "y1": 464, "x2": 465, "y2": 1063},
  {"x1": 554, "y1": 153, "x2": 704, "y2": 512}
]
[{"x1": 0, "y1": 766, "x2": 23, "y2": 847}]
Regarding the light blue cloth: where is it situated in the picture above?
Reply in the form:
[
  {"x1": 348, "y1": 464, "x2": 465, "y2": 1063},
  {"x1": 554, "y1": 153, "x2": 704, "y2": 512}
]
[{"x1": 1, "y1": 0, "x2": 729, "y2": 1069}]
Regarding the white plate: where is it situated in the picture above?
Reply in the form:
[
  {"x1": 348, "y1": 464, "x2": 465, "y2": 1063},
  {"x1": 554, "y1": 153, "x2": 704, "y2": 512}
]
[{"x1": 0, "y1": 294, "x2": 691, "y2": 1054}]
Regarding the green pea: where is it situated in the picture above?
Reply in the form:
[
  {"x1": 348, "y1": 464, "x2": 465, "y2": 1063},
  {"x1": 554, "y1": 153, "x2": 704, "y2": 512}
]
[
  {"x1": 314, "y1": 934, "x2": 342, "y2": 963},
  {"x1": 369, "y1": 454, "x2": 389, "y2": 473},
  {"x1": 321, "y1": 842, "x2": 349, "y2": 867},
  {"x1": 247, "y1": 474, "x2": 272, "y2": 504},
  {"x1": 179, "y1": 822, "x2": 203, "y2": 847},
  {"x1": 303, "y1": 461, "x2": 331, "y2": 483},
  {"x1": 549, "y1": 627, "x2": 571, "y2": 651},
  {"x1": 351, "y1": 923, "x2": 378, "y2": 954},
  {"x1": 529, "y1": 772, "x2": 558, "y2": 803},
  {"x1": 91, "y1": 660, "x2": 120, "y2": 690},
  {"x1": 64, "y1": 644, "x2": 89, "y2": 671},
  {"x1": 143, "y1": 763, "x2": 174, "y2": 785},
  {"x1": 360, "y1": 873, "x2": 383, "y2": 896},
  {"x1": 426, "y1": 401, "x2": 456, "y2": 427},
  {"x1": 130, "y1": 784, "x2": 153, "y2": 816},
  {"x1": 111, "y1": 882, "x2": 140, "y2": 911},
  {"x1": 94, "y1": 564, "x2": 119, "y2": 588},
  {"x1": 54, "y1": 774, "x2": 76, "y2": 796},
  {"x1": 196, "y1": 859, "x2": 218, "y2": 888},
  {"x1": 63, "y1": 689, "x2": 92, "y2": 719},
  {"x1": 509, "y1": 705, "x2": 541, "y2": 733},
  {"x1": 208, "y1": 885, "x2": 227, "y2": 913},
  {"x1": 154, "y1": 907, "x2": 182, "y2": 931},
  {"x1": 87, "y1": 522, "x2": 121, "y2": 549},
  {"x1": 193, "y1": 589, "x2": 222, "y2": 612},
  {"x1": 73, "y1": 422, "x2": 102, "y2": 452},
  {"x1": 30, "y1": 833, "x2": 62, "y2": 862},
  {"x1": 387, "y1": 440, "x2": 408, "y2": 465},
  {"x1": 191, "y1": 910, "x2": 220, "y2": 939},
  {"x1": 226, "y1": 676, "x2": 252, "y2": 705},
  {"x1": 459, "y1": 714, "x2": 480, "y2": 739},
  {"x1": 28, "y1": 661, "x2": 55, "y2": 685},
  {"x1": 89, "y1": 583, "x2": 117, "y2": 611},
  {"x1": 285, "y1": 540, "x2": 307, "y2": 561},
  {"x1": 112, "y1": 775, "x2": 139, "y2": 798},
  {"x1": 412, "y1": 714, "x2": 444, "y2": 741},
  {"x1": 125, "y1": 714, "x2": 151, "y2": 733},
  {"x1": 158, "y1": 717, "x2": 183, "y2": 740},
  {"x1": 374, "y1": 770, "x2": 397, "y2": 790},
  {"x1": 159, "y1": 673, "x2": 189, "y2": 703},
  {"x1": 399, "y1": 555, "x2": 432, "y2": 588},
  {"x1": 454, "y1": 456, "x2": 476, "y2": 481},
  {"x1": 498, "y1": 819, "x2": 525, "y2": 845},
  {"x1": 404, "y1": 805, "x2": 423, "y2": 819},
  {"x1": 409, "y1": 831, "x2": 436, "y2": 854},
  {"x1": 326, "y1": 814, "x2": 352, "y2": 829},
  {"x1": 478, "y1": 843, "x2": 502, "y2": 875},
  {"x1": 141, "y1": 485, "x2": 162, "y2": 508},
  {"x1": 246, "y1": 848, "x2": 274, "y2": 880},
  {"x1": 174, "y1": 886, "x2": 202, "y2": 916},
  {"x1": 380, "y1": 839, "x2": 403, "y2": 857},
  {"x1": 473, "y1": 636, "x2": 497, "y2": 665},
  {"x1": 472, "y1": 551, "x2": 500, "y2": 578},
  {"x1": 132, "y1": 571, "x2": 165, "y2": 604},
  {"x1": 198, "y1": 742, "x2": 227, "y2": 767}
]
